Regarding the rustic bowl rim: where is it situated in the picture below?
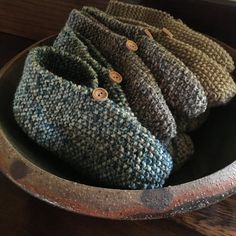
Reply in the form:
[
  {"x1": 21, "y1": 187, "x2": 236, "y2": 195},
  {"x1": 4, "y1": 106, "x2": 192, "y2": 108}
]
[{"x1": 0, "y1": 36, "x2": 235, "y2": 220}]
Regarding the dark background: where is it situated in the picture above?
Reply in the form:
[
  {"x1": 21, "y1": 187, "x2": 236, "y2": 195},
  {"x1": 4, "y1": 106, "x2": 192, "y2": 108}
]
[{"x1": 0, "y1": 0, "x2": 235, "y2": 47}]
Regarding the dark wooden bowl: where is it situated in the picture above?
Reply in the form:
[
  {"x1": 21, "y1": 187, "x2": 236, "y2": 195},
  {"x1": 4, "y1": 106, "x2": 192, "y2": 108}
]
[{"x1": 0, "y1": 36, "x2": 235, "y2": 220}]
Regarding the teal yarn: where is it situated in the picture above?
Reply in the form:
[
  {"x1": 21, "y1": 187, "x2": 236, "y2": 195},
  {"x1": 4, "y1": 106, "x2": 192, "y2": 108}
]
[{"x1": 13, "y1": 46, "x2": 173, "y2": 189}]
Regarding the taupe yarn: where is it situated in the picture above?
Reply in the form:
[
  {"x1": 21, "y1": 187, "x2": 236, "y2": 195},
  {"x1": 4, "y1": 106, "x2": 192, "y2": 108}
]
[
  {"x1": 113, "y1": 16, "x2": 236, "y2": 106},
  {"x1": 66, "y1": 9, "x2": 177, "y2": 141},
  {"x1": 106, "y1": 0, "x2": 235, "y2": 73},
  {"x1": 82, "y1": 7, "x2": 207, "y2": 118}
]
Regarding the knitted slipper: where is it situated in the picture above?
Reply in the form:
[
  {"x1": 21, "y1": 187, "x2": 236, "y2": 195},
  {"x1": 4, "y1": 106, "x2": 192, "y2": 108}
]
[
  {"x1": 168, "y1": 133, "x2": 194, "y2": 171},
  {"x1": 13, "y1": 46, "x2": 173, "y2": 190},
  {"x1": 106, "y1": 0, "x2": 235, "y2": 73},
  {"x1": 82, "y1": 7, "x2": 207, "y2": 118},
  {"x1": 53, "y1": 26, "x2": 130, "y2": 109},
  {"x1": 66, "y1": 9, "x2": 177, "y2": 141},
  {"x1": 54, "y1": 24, "x2": 192, "y2": 169},
  {"x1": 112, "y1": 17, "x2": 236, "y2": 107}
]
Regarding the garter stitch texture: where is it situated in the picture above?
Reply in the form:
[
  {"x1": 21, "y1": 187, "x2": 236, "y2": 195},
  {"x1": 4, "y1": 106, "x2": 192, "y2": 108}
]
[
  {"x1": 106, "y1": 0, "x2": 235, "y2": 73},
  {"x1": 112, "y1": 16, "x2": 236, "y2": 106},
  {"x1": 66, "y1": 9, "x2": 177, "y2": 141},
  {"x1": 13, "y1": 46, "x2": 173, "y2": 190},
  {"x1": 82, "y1": 7, "x2": 207, "y2": 118},
  {"x1": 54, "y1": 24, "x2": 192, "y2": 169}
]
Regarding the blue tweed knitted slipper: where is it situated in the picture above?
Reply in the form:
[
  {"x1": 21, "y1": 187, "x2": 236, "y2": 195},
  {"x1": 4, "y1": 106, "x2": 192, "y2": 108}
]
[{"x1": 13, "y1": 46, "x2": 173, "y2": 189}]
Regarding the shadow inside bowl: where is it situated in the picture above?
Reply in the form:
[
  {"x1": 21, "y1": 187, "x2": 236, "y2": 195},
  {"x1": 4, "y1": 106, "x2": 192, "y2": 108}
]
[{"x1": 0, "y1": 38, "x2": 236, "y2": 188}]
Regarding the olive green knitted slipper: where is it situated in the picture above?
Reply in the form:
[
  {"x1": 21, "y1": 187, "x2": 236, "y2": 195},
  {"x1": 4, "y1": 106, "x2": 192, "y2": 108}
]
[{"x1": 106, "y1": 0, "x2": 235, "y2": 73}]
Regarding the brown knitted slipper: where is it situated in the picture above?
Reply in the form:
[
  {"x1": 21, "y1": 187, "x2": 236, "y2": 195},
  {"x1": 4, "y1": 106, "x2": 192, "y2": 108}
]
[
  {"x1": 66, "y1": 9, "x2": 177, "y2": 141},
  {"x1": 106, "y1": 0, "x2": 235, "y2": 73},
  {"x1": 82, "y1": 7, "x2": 207, "y2": 118}
]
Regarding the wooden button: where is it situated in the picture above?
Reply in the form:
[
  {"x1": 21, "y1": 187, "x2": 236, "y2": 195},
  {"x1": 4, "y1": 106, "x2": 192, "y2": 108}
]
[
  {"x1": 144, "y1": 28, "x2": 153, "y2": 39},
  {"x1": 108, "y1": 70, "x2": 123, "y2": 84},
  {"x1": 162, "y1": 28, "x2": 174, "y2": 39},
  {"x1": 126, "y1": 40, "x2": 138, "y2": 52},
  {"x1": 92, "y1": 88, "x2": 108, "y2": 101}
]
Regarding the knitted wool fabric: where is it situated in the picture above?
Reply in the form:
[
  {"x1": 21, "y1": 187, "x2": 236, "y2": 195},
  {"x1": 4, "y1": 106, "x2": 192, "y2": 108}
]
[
  {"x1": 168, "y1": 133, "x2": 194, "y2": 171},
  {"x1": 66, "y1": 9, "x2": 177, "y2": 141},
  {"x1": 106, "y1": 0, "x2": 235, "y2": 73},
  {"x1": 53, "y1": 26, "x2": 130, "y2": 109},
  {"x1": 82, "y1": 7, "x2": 207, "y2": 118},
  {"x1": 113, "y1": 17, "x2": 236, "y2": 106},
  {"x1": 13, "y1": 46, "x2": 173, "y2": 190},
  {"x1": 54, "y1": 24, "x2": 192, "y2": 168}
]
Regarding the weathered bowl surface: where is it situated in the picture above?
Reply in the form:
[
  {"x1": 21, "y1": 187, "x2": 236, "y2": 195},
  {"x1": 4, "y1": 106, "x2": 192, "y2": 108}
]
[{"x1": 0, "y1": 36, "x2": 235, "y2": 220}]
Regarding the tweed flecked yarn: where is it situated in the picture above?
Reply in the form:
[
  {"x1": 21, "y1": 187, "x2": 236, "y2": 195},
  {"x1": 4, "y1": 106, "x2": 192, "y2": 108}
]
[
  {"x1": 66, "y1": 9, "x2": 177, "y2": 141},
  {"x1": 112, "y1": 16, "x2": 236, "y2": 106},
  {"x1": 82, "y1": 7, "x2": 207, "y2": 118},
  {"x1": 13, "y1": 46, "x2": 173, "y2": 190},
  {"x1": 53, "y1": 26, "x2": 130, "y2": 109},
  {"x1": 54, "y1": 23, "x2": 193, "y2": 169},
  {"x1": 106, "y1": 0, "x2": 235, "y2": 73},
  {"x1": 168, "y1": 133, "x2": 194, "y2": 171}
]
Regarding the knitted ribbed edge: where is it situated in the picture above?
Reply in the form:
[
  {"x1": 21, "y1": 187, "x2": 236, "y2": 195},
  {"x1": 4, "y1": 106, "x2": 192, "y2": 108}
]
[
  {"x1": 168, "y1": 133, "x2": 194, "y2": 171},
  {"x1": 54, "y1": 23, "x2": 192, "y2": 170},
  {"x1": 82, "y1": 7, "x2": 207, "y2": 118},
  {"x1": 106, "y1": 0, "x2": 235, "y2": 73},
  {"x1": 13, "y1": 46, "x2": 173, "y2": 189},
  {"x1": 114, "y1": 17, "x2": 236, "y2": 106},
  {"x1": 53, "y1": 26, "x2": 131, "y2": 109},
  {"x1": 66, "y1": 9, "x2": 177, "y2": 141}
]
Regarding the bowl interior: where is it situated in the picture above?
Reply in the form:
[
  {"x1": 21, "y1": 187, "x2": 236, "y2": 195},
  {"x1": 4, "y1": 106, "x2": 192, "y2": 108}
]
[{"x1": 0, "y1": 38, "x2": 236, "y2": 188}]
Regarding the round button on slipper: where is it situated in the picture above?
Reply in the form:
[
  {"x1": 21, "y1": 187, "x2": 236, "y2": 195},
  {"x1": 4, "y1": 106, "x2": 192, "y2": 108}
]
[
  {"x1": 108, "y1": 70, "x2": 123, "y2": 84},
  {"x1": 126, "y1": 40, "x2": 138, "y2": 52},
  {"x1": 92, "y1": 88, "x2": 109, "y2": 101}
]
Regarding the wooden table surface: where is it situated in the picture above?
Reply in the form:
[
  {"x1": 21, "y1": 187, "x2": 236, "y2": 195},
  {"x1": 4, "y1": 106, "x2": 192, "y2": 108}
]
[{"x1": 0, "y1": 32, "x2": 236, "y2": 236}]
